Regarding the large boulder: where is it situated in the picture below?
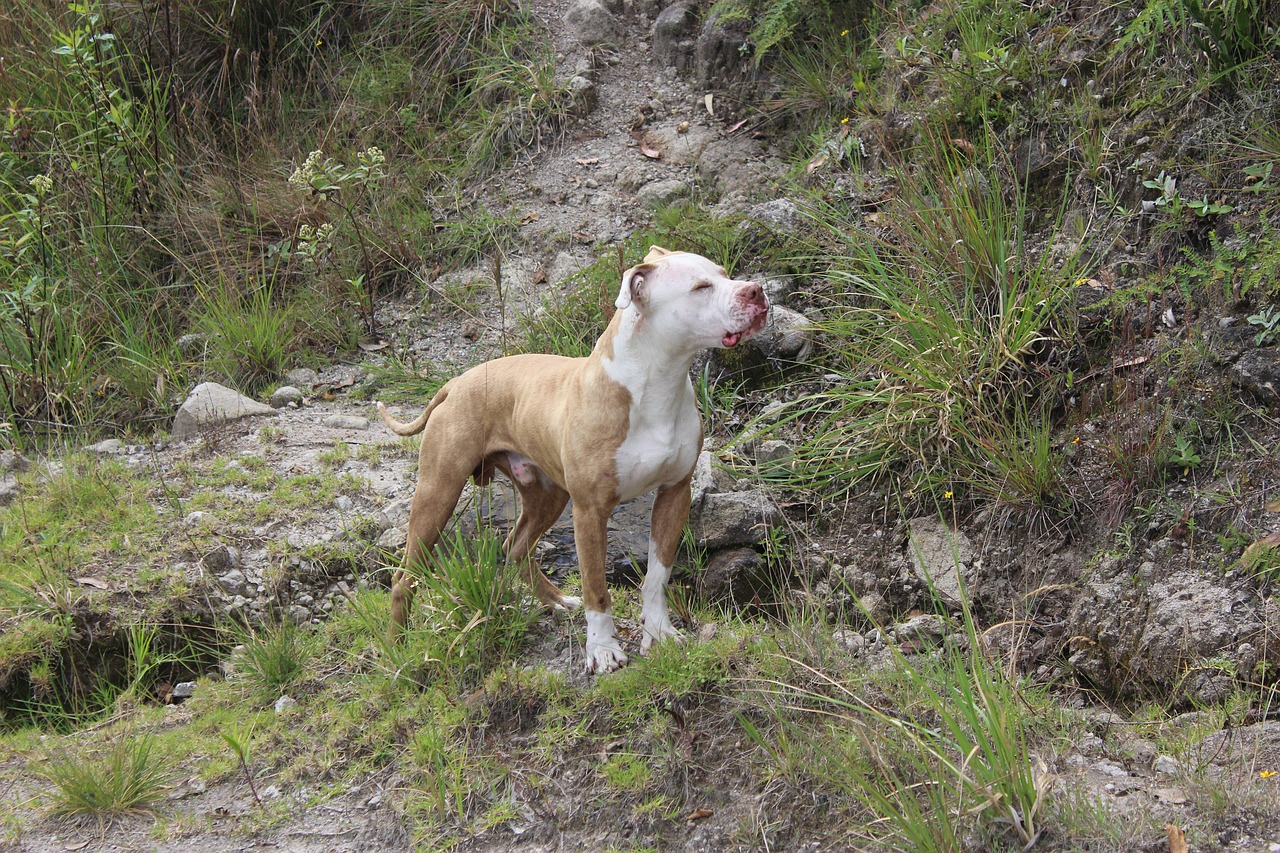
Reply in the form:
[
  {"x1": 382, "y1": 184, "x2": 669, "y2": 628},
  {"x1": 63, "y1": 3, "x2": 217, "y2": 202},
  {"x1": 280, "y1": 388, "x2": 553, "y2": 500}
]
[
  {"x1": 172, "y1": 382, "x2": 278, "y2": 440},
  {"x1": 566, "y1": 0, "x2": 622, "y2": 47}
]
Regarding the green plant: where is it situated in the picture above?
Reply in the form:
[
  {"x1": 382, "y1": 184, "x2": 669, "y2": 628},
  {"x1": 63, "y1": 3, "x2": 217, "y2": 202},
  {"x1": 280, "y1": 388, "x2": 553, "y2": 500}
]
[
  {"x1": 232, "y1": 618, "x2": 315, "y2": 699},
  {"x1": 1248, "y1": 306, "x2": 1280, "y2": 345},
  {"x1": 220, "y1": 722, "x2": 263, "y2": 809},
  {"x1": 1112, "y1": 0, "x2": 1278, "y2": 75},
  {"x1": 745, "y1": 609, "x2": 1053, "y2": 849},
  {"x1": 36, "y1": 730, "x2": 172, "y2": 817},
  {"x1": 759, "y1": 139, "x2": 1079, "y2": 506}
]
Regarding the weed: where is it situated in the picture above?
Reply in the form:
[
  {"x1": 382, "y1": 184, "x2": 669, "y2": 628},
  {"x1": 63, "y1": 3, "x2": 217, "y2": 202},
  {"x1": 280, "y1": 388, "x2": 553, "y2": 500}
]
[
  {"x1": 1248, "y1": 306, "x2": 1280, "y2": 345},
  {"x1": 36, "y1": 730, "x2": 172, "y2": 817},
  {"x1": 231, "y1": 618, "x2": 316, "y2": 699}
]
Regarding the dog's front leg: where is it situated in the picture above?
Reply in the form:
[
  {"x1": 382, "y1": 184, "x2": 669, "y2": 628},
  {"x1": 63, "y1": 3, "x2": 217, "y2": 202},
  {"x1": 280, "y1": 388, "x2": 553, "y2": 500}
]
[
  {"x1": 574, "y1": 505, "x2": 628, "y2": 674},
  {"x1": 641, "y1": 476, "x2": 691, "y2": 653}
]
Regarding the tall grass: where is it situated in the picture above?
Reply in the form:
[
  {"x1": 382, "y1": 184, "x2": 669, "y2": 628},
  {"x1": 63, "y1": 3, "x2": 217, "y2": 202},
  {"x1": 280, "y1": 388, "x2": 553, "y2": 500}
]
[{"x1": 759, "y1": 140, "x2": 1080, "y2": 515}]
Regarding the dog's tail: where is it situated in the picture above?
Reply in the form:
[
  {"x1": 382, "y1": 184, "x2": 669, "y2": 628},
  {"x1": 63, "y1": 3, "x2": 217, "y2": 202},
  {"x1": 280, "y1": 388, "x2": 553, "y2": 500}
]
[{"x1": 375, "y1": 388, "x2": 449, "y2": 437}]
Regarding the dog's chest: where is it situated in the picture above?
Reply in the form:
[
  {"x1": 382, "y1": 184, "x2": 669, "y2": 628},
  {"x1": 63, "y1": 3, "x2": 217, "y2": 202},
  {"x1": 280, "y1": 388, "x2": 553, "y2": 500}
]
[{"x1": 612, "y1": 403, "x2": 700, "y2": 501}]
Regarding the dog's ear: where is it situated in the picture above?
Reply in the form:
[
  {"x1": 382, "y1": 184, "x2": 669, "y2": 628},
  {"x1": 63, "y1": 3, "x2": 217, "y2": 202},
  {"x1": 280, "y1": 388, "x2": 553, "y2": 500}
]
[
  {"x1": 643, "y1": 245, "x2": 673, "y2": 263},
  {"x1": 615, "y1": 263, "x2": 656, "y2": 310}
]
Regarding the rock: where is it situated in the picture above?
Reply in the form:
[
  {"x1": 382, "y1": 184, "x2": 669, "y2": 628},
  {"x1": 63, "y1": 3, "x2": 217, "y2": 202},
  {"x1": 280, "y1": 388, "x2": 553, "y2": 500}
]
[
  {"x1": 0, "y1": 450, "x2": 30, "y2": 473},
  {"x1": 699, "y1": 138, "x2": 775, "y2": 198},
  {"x1": 652, "y1": 2, "x2": 698, "y2": 72},
  {"x1": 322, "y1": 414, "x2": 370, "y2": 430},
  {"x1": 377, "y1": 527, "x2": 407, "y2": 550},
  {"x1": 285, "y1": 367, "x2": 320, "y2": 388},
  {"x1": 746, "y1": 198, "x2": 803, "y2": 234},
  {"x1": 1230, "y1": 348, "x2": 1280, "y2": 402},
  {"x1": 1153, "y1": 754, "x2": 1180, "y2": 776},
  {"x1": 692, "y1": 489, "x2": 782, "y2": 549},
  {"x1": 636, "y1": 178, "x2": 691, "y2": 210},
  {"x1": 567, "y1": 74, "x2": 597, "y2": 116},
  {"x1": 891, "y1": 613, "x2": 949, "y2": 648},
  {"x1": 748, "y1": 305, "x2": 815, "y2": 363},
  {"x1": 691, "y1": 451, "x2": 735, "y2": 509},
  {"x1": 87, "y1": 438, "x2": 126, "y2": 455},
  {"x1": 172, "y1": 382, "x2": 278, "y2": 441},
  {"x1": 175, "y1": 333, "x2": 207, "y2": 358},
  {"x1": 333, "y1": 496, "x2": 354, "y2": 513},
  {"x1": 565, "y1": 0, "x2": 621, "y2": 47},
  {"x1": 172, "y1": 681, "x2": 196, "y2": 700},
  {"x1": 202, "y1": 545, "x2": 242, "y2": 573},
  {"x1": 274, "y1": 695, "x2": 297, "y2": 714},
  {"x1": 906, "y1": 516, "x2": 976, "y2": 605},
  {"x1": 270, "y1": 385, "x2": 304, "y2": 408},
  {"x1": 698, "y1": 547, "x2": 766, "y2": 602},
  {"x1": 753, "y1": 440, "x2": 792, "y2": 465},
  {"x1": 857, "y1": 591, "x2": 892, "y2": 624},
  {"x1": 216, "y1": 568, "x2": 248, "y2": 596},
  {"x1": 184, "y1": 511, "x2": 217, "y2": 529},
  {"x1": 761, "y1": 277, "x2": 794, "y2": 305},
  {"x1": 695, "y1": 11, "x2": 757, "y2": 92},
  {"x1": 640, "y1": 124, "x2": 717, "y2": 165}
]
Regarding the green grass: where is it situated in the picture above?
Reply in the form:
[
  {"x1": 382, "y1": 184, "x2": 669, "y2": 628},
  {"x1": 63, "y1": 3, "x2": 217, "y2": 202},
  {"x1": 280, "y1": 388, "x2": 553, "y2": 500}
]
[{"x1": 36, "y1": 730, "x2": 173, "y2": 817}]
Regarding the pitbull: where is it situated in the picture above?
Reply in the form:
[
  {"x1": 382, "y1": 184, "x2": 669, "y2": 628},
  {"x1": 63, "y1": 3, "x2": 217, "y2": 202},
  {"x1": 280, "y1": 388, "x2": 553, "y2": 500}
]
[{"x1": 376, "y1": 246, "x2": 769, "y2": 673}]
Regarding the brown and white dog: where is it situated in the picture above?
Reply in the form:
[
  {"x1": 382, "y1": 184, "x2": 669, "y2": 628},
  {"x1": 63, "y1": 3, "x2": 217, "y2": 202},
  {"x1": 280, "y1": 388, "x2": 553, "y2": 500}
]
[{"x1": 376, "y1": 246, "x2": 769, "y2": 673}]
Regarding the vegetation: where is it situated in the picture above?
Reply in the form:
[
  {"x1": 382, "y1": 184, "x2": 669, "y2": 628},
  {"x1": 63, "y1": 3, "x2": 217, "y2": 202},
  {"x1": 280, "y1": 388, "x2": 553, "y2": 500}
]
[{"x1": 2, "y1": 0, "x2": 1279, "y2": 848}]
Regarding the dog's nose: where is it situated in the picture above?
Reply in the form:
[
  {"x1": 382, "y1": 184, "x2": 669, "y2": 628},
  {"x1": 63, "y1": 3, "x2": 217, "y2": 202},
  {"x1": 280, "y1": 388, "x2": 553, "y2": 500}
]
[{"x1": 742, "y1": 282, "x2": 767, "y2": 307}]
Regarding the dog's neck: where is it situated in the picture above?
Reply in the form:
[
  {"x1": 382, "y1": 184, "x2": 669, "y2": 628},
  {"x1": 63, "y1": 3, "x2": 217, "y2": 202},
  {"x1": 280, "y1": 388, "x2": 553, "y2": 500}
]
[{"x1": 596, "y1": 307, "x2": 700, "y2": 395}]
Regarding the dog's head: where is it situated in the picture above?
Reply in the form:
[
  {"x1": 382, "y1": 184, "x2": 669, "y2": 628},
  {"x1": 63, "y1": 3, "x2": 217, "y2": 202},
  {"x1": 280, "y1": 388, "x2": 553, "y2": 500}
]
[{"x1": 614, "y1": 246, "x2": 769, "y2": 350}]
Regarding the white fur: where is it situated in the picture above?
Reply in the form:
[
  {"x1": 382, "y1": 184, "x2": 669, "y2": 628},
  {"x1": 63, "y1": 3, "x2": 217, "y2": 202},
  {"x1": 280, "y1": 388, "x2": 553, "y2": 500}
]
[{"x1": 585, "y1": 609, "x2": 628, "y2": 674}]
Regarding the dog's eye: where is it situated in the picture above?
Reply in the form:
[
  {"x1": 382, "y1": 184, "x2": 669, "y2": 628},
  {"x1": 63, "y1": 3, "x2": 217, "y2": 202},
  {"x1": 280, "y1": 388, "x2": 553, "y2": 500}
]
[{"x1": 692, "y1": 280, "x2": 712, "y2": 292}]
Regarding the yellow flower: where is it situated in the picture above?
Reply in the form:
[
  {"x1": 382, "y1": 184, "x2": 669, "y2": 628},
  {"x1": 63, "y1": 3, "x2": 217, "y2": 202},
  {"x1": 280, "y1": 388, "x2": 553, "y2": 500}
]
[
  {"x1": 840, "y1": 117, "x2": 850, "y2": 124},
  {"x1": 1262, "y1": 770, "x2": 1277, "y2": 779},
  {"x1": 944, "y1": 490, "x2": 953, "y2": 499},
  {"x1": 1072, "y1": 436, "x2": 1081, "y2": 445},
  {"x1": 841, "y1": 29, "x2": 849, "y2": 36}
]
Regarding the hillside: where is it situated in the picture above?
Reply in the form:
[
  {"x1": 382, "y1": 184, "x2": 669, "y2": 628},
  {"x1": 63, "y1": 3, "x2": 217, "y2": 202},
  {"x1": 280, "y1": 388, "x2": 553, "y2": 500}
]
[{"x1": 2, "y1": 0, "x2": 1280, "y2": 850}]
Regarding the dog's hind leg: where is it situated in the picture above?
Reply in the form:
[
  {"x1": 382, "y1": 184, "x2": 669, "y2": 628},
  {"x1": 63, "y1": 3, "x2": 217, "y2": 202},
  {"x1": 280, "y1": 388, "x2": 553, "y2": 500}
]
[
  {"x1": 502, "y1": 477, "x2": 575, "y2": 609},
  {"x1": 388, "y1": 458, "x2": 471, "y2": 644}
]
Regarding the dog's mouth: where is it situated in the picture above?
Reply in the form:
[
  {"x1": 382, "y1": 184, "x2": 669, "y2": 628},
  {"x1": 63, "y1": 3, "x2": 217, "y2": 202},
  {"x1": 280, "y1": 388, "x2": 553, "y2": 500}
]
[{"x1": 722, "y1": 331, "x2": 744, "y2": 348}]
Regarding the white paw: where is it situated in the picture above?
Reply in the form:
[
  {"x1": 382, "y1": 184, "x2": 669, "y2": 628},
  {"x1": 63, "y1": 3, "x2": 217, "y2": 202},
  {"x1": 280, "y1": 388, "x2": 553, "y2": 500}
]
[
  {"x1": 556, "y1": 595, "x2": 582, "y2": 612},
  {"x1": 584, "y1": 637, "x2": 629, "y2": 674},
  {"x1": 640, "y1": 617, "x2": 683, "y2": 654}
]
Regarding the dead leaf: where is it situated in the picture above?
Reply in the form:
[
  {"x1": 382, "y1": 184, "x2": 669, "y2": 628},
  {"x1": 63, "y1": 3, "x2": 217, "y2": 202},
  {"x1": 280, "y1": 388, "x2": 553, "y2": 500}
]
[
  {"x1": 1154, "y1": 787, "x2": 1188, "y2": 804},
  {"x1": 519, "y1": 210, "x2": 540, "y2": 225},
  {"x1": 951, "y1": 137, "x2": 976, "y2": 157},
  {"x1": 1241, "y1": 530, "x2": 1280, "y2": 566},
  {"x1": 640, "y1": 141, "x2": 662, "y2": 159},
  {"x1": 865, "y1": 212, "x2": 883, "y2": 224},
  {"x1": 1265, "y1": 498, "x2": 1280, "y2": 513},
  {"x1": 575, "y1": 157, "x2": 599, "y2": 166},
  {"x1": 76, "y1": 576, "x2": 110, "y2": 590},
  {"x1": 532, "y1": 270, "x2": 547, "y2": 285},
  {"x1": 357, "y1": 340, "x2": 388, "y2": 352},
  {"x1": 727, "y1": 118, "x2": 748, "y2": 133},
  {"x1": 686, "y1": 808, "x2": 713, "y2": 822},
  {"x1": 63, "y1": 842, "x2": 90, "y2": 851},
  {"x1": 1166, "y1": 823, "x2": 1187, "y2": 853},
  {"x1": 704, "y1": 93, "x2": 714, "y2": 116},
  {"x1": 806, "y1": 152, "x2": 830, "y2": 174}
]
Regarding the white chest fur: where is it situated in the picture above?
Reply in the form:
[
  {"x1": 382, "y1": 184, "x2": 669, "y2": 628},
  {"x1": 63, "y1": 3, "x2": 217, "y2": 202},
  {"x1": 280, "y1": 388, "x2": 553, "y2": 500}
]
[{"x1": 612, "y1": 389, "x2": 701, "y2": 501}]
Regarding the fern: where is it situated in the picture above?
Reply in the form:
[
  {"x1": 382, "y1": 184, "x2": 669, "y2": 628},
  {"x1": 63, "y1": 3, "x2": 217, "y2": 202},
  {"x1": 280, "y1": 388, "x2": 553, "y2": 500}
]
[{"x1": 1110, "y1": 0, "x2": 1185, "y2": 59}]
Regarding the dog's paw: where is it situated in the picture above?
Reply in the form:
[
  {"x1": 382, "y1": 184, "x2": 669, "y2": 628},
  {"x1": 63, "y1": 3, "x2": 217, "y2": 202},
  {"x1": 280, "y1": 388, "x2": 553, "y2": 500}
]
[
  {"x1": 583, "y1": 638, "x2": 628, "y2": 674},
  {"x1": 556, "y1": 595, "x2": 582, "y2": 611},
  {"x1": 640, "y1": 618, "x2": 683, "y2": 654}
]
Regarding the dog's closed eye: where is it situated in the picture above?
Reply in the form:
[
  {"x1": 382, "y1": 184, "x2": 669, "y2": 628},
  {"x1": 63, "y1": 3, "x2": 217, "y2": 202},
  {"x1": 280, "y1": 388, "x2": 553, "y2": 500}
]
[{"x1": 691, "y1": 280, "x2": 712, "y2": 292}]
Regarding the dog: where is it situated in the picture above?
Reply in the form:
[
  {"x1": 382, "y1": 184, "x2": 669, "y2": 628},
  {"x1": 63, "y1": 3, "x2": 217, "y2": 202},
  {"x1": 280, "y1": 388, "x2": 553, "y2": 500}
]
[{"x1": 376, "y1": 246, "x2": 769, "y2": 673}]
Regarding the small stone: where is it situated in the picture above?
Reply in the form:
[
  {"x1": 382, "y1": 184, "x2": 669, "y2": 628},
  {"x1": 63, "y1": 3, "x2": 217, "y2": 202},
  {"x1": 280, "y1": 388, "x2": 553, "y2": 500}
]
[
  {"x1": 285, "y1": 367, "x2": 321, "y2": 388},
  {"x1": 322, "y1": 415, "x2": 370, "y2": 430},
  {"x1": 274, "y1": 696, "x2": 298, "y2": 714},
  {"x1": 270, "y1": 386, "x2": 304, "y2": 408},
  {"x1": 172, "y1": 681, "x2": 196, "y2": 700},
  {"x1": 333, "y1": 496, "x2": 354, "y2": 513},
  {"x1": 184, "y1": 511, "x2": 217, "y2": 529},
  {"x1": 1153, "y1": 755, "x2": 1180, "y2": 776},
  {"x1": 87, "y1": 438, "x2": 126, "y2": 455}
]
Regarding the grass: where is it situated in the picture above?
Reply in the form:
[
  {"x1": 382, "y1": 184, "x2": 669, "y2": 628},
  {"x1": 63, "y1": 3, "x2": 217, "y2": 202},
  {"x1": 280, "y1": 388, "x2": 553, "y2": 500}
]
[{"x1": 35, "y1": 730, "x2": 173, "y2": 818}]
